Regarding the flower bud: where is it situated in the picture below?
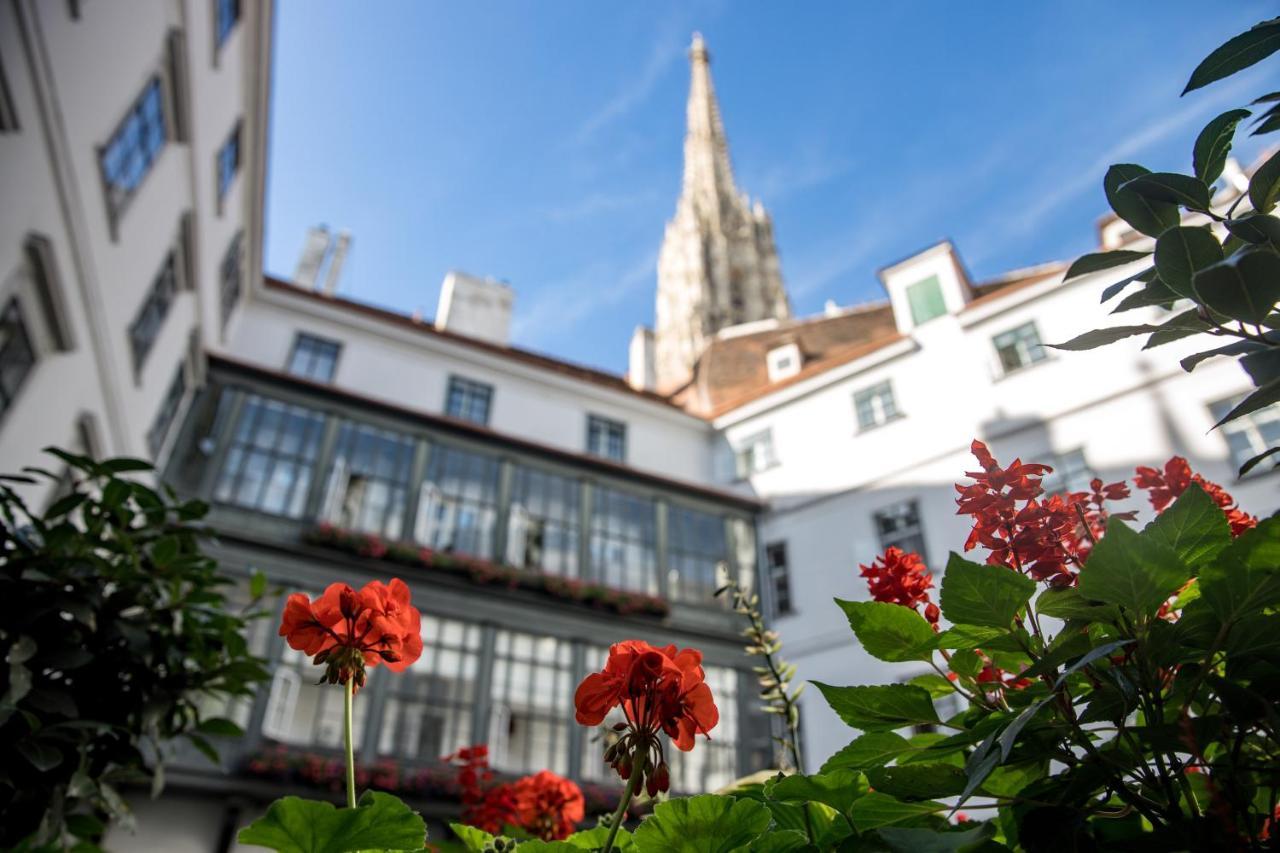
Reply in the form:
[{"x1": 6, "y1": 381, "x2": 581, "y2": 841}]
[
  {"x1": 651, "y1": 761, "x2": 670, "y2": 794},
  {"x1": 339, "y1": 585, "x2": 360, "y2": 619}
]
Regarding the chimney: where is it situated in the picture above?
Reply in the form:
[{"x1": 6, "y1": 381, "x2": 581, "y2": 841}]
[
  {"x1": 322, "y1": 230, "x2": 352, "y2": 295},
  {"x1": 436, "y1": 271, "x2": 514, "y2": 346},
  {"x1": 628, "y1": 326, "x2": 656, "y2": 392},
  {"x1": 294, "y1": 225, "x2": 331, "y2": 289}
]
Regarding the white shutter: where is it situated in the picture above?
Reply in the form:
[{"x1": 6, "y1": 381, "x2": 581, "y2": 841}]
[
  {"x1": 506, "y1": 503, "x2": 529, "y2": 566},
  {"x1": 320, "y1": 458, "x2": 348, "y2": 524},
  {"x1": 414, "y1": 482, "x2": 441, "y2": 545},
  {"x1": 261, "y1": 668, "x2": 301, "y2": 742}
]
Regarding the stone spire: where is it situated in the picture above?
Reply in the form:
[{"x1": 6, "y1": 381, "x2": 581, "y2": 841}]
[{"x1": 652, "y1": 33, "x2": 790, "y2": 393}]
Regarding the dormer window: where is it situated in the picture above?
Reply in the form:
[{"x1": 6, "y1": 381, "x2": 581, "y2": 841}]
[
  {"x1": 906, "y1": 275, "x2": 946, "y2": 325},
  {"x1": 766, "y1": 343, "x2": 801, "y2": 382}
]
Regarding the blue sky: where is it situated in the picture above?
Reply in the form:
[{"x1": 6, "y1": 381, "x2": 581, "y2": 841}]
[{"x1": 264, "y1": 2, "x2": 1277, "y2": 374}]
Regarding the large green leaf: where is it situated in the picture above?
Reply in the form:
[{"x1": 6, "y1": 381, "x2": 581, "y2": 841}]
[
  {"x1": 1120, "y1": 172, "x2": 1212, "y2": 212},
  {"x1": 1104, "y1": 164, "x2": 1179, "y2": 238},
  {"x1": 1194, "y1": 109, "x2": 1252, "y2": 183},
  {"x1": 1211, "y1": 375, "x2": 1280, "y2": 428},
  {"x1": 848, "y1": 792, "x2": 944, "y2": 832},
  {"x1": 939, "y1": 554, "x2": 1036, "y2": 629},
  {"x1": 1049, "y1": 324, "x2": 1158, "y2": 351},
  {"x1": 1197, "y1": 516, "x2": 1280, "y2": 623},
  {"x1": 1225, "y1": 213, "x2": 1280, "y2": 247},
  {"x1": 935, "y1": 623, "x2": 1027, "y2": 652},
  {"x1": 1143, "y1": 484, "x2": 1231, "y2": 569},
  {"x1": 631, "y1": 795, "x2": 770, "y2": 853},
  {"x1": 1153, "y1": 226, "x2": 1224, "y2": 299},
  {"x1": 1192, "y1": 248, "x2": 1280, "y2": 324},
  {"x1": 877, "y1": 824, "x2": 996, "y2": 853},
  {"x1": 766, "y1": 769, "x2": 868, "y2": 814},
  {"x1": 1141, "y1": 308, "x2": 1214, "y2": 350},
  {"x1": 819, "y1": 732, "x2": 913, "y2": 773},
  {"x1": 1034, "y1": 588, "x2": 1119, "y2": 623},
  {"x1": 1062, "y1": 250, "x2": 1150, "y2": 282},
  {"x1": 1110, "y1": 277, "x2": 1179, "y2": 313},
  {"x1": 1252, "y1": 148, "x2": 1280, "y2": 213},
  {"x1": 562, "y1": 827, "x2": 634, "y2": 850},
  {"x1": 1180, "y1": 339, "x2": 1267, "y2": 372},
  {"x1": 811, "y1": 682, "x2": 940, "y2": 732},
  {"x1": 1184, "y1": 18, "x2": 1280, "y2": 94},
  {"x1": 864, "y1": 764, "x2": 967, "y2": 800},
  {"x1": 836, "y1": 599, "x2": 936, "y2": 662},
  {"x1": 237, "y1": 792, "x2": 427, "y2": 853},
  {"x1": 1078, "y1": 522, "x2": 1190, "y2": 618}
]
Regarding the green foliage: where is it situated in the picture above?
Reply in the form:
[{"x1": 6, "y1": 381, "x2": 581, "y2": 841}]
[
  {"x1": 1059, "y1": 15, "x2": 1280, "y2": 476},
  {"x1": 939, "y1": 554, "x2": 1036, "y2": 628},
  {"x1": 629, "y1": 795, "x2": 771, "y2": 852},
  {"x1": 0, "y1": 449, "x2": 271, "y2": 850},
  {"x1": 836, "y1": 599, "x2": 936, "y2": 661},
  {"x1": 237, "y1": 791, "x2": 428, "y2": 853}
]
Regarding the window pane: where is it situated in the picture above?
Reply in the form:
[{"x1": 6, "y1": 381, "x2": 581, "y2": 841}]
[
  {"x1": 419, "y1": 444, "x2": 500, "y2": 558},
  {"x1": 667, "y1": 505, "x2": 728, "y2": 605},
  {"x1": 446, "y1": 377, "x2": 493, "y2": 425},
  {"x1": 873, "y1": 500, "x2": 927, "y2": 564},
  {"x1": 589, "y1": 486, "x2": 657, "y2": 594},
  {"x1": 586, "y1": 415, "x2": 627, "y2": 462},
  {"x1": 0, "y1": 299, "x2": 36, "y2": 414},
  {"x1": 100, "y1": 77, "x2": 167, "y2": 216},
  {"x1": 326, "y1": 422, "x2": 415, "y2": 539},
  {"x1": 213, "y1": 394, "x2": 326, "y2": 517},
  {"x1": 489, "y1": 629, "x2": 573, "y2": 775},
  {"x1": 509, "y1": 465, "x2": 581, "y2": 575},
  {"x1": 906, "y1": 275, "x2": 946, "y2": 325}
]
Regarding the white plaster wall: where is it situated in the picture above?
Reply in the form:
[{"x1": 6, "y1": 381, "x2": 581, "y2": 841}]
[{"x1": 227, "y1": 296, "x2": 719, "y2": 485}]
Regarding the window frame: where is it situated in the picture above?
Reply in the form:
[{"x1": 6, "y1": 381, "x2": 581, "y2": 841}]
[
  {"x1": 322, "y1": 421, "x2": 417, "y2": 540},
  {"x1": 853, "y1": 380, "x2": 901, "y2": 432},
  {"x1": 98, "y1": 74, "x2": 169, "y2": 233},
  {"x1": 1040, "y1": 448, "x2": 1095, "y2": 496},
  {"x1": 214, "y1": 0, "x2": 241, "y2": 50},
  {"x1": 0, "y1": 46, "x2": 18, "y2": 133},
  {"x1": 146, "y1": 362, "x2": 188, "y2": 460},
  {"x1": 586, "y1": 413, "x2": 627, "y2": 463},
  {"x1": 444, "y1": 375, "x2": 494, "y2": 426},
  {"x1": 416, "y1": 442, "x2": 502, "y2": 559},
  {"x1": 211, "y1": 393, "x2": 328, "y2": 518},
  {"x1": 765, "y1": 541, "x2": 793, "y2": 616},
  {"x1": 219, "y1": 230, "x2": 244, "y2": 329},
  {"x1": 216, "y1": 118, "x2": 242, "y2": 207},
  {"x1": 665, "y1": 503, "x2": 730, "y2": 605},
  {"x1": 128, "y1": 252, "x2": 178, "y2": 377},
  {"x1": 905, "y1": 275, "x2": 947, "y2": 326},
  {"x1": 992, "y1": 321, "x2": 1049, "y2": 376},
  {"x1": 507, "y1": 463, "x2": 583, "y2": 576},
  {"x1": 286, "y1": 332, "x2": 342, "y2": 383},
  {"x1": 0, "y1": 298, "x2": 37, "y2": 420},
  {"x1": 588, "y1": 484, "x2": 658, "y2": 595},
  {"x1": 873, "y1": 499, "x2": 928, "y2": 565},
  {"x1": 734, "y1": 429, "x2": 777, "y2": 479}
]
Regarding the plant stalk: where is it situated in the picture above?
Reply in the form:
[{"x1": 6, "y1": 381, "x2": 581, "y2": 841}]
[
  {"x1": 601, "y1": 755, "x2": 643, "y2": 853},
  {"x1": 344, "y1": 677, "x2": 356, "y2": 809}
]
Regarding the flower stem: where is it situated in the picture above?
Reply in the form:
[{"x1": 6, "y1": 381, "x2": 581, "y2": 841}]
[
  {"x1": 601, "y1": 755, "x2": 643, "y2": 853},
  {"x1": 344, "y1": 677, "x2": 356, "y2": 809}
]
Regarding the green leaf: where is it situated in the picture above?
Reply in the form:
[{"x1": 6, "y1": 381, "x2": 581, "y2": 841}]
[
  {"x1": 450, "y1": 824, "x2": 497, "y2": 852},
  {"x1": 1197, "y1": 516, "x2": 1280, "y2": 623},
  {"x1": 237, "y1": 792, "x2": 427, "y2": 853},
  {"x1": 98, "y1": 457, "x2": 154, "y2": 473},
  {"x1": 848, "y1": 792, "x2": 944, "y2": 832},
  {"x1": 1180, "y1": 339, "x2": 1267, "y2": 372},
  {"x1": 1100, "y1": 266, "x2": 1155, "y2": 303},
  {"x1": 631, "y1": 794, "x2": 770, "y2": 853},
  {"x1": 1049, "y1": 324, "x2": 1158, "y2": 351},
  {"x1": 1062, "y1": 250, "x2": 1149, "y2": 282},
  {"x1": 197, "y1": 716, "x2": 245, "y2": 737},
  {"x1": 766, "y1": 769, "x2": 868, "y2": 814},
  {"x1": 819, "y1": 732, "x2": 913, "y2": 773},
  {"x1": 1241, "y1": 446, "x2": 1280, "y2": 476},
  {"x1": 836, "y1": 599, "x2": 937, "y2": 662},
  {"x1": 1051, "y1": 640, "x2": 1133, "y2": 689},
  {"x1": 1184, "y1": 18, "x2": 1280, "y2": 94},
  {"x1": 909, "y1": 673, "x2": 957, "y2": 699},
  {"x1": 1193, "y1": 109, "x2": 1252, "y2": 183},
  {"x1": 1111, "y1": 277, "x2": 1179, "y2": 313},
  {"x1": 935, "y1": 624, "x2": 1026, "y2": 652},
  {"x1": 939, "y1": 554, "x2": 1036, "y2": 629},
  {"x1": 17, "y1": 739, "x2": 64, "y2": 771},
  {"x1": 1192, "y1": 248, "x2": 1280, "y2": 324},
  {"x1": 563, "y1": 827, "x2": 633, "y2": 850},
  {"x1": 1142, "y1": 307, "x2": 1214, "y2": 350},
  {"x1": 812, "y1": 682, "x2": 939, "y2": 732},
  {"x1": 948, "y1": 649, "x2": 983, "y2": 679},
  {"x1": 877, "y1": 824, "x2": 996, "y2": 853},
  {"x1": 744, "y1": 831, "x2": 809, "y2": 852},
  {"x1": 1105, "y1": 164, "x2": 1179, "y2": 238},
  {"x1": 1211, "y1": 376, "x2": 1280, "y2": 428},
  {"x1": 1034, "y1": 588, "x2": 1119, "y2": 622},
  {"x1": 1078, "y1": 521, "x2": 1190, "y2": 618},
  {"x1": 250, "y1": 569, "x2": 268, "y2": 599},
  {"x1": 1144, "y1": 483, "x2": 1232, "y2": 568},
  {"x1": 1154, "y1": 226, "x2": 1224, "y2": 299},
  {"x1": 1251, "y1": 148, "x2": 1280, "y2": 213},
  {"x1": 864, "y1": 764, "x2": 967, "y2": 800},
  {"x1": 1120, "y1": 172, "x2": 1212, "y2": 211},
  {"x1": 1225, "y1": 213, "x2": 1280, "y2": 247},
  {"x1": 1242, "y1": 346, "x2": 1280, "y2": 386}
]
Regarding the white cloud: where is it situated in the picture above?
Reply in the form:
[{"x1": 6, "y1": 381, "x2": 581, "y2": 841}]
[
  {"x1": 573, "y1": 31, "x2": 685, "y2": 144},
  {"x1": 511, "y1": 253, "x2": 656, "y2": 348}
]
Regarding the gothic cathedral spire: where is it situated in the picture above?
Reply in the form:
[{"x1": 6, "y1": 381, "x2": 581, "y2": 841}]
[{"x1": 653, "y1": 33, "x2": 791, "y2": 393}]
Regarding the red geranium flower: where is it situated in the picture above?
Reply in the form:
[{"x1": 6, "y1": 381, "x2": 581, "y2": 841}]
[
  {"x1": 575, "y1": 640, "x2": 718, "y2": 795},
  {"x1": 1135, "y1": 456, "x2": 1256, "y2": 537},
  {"x1": 514, "y1": 770, "x2": 585, "y2": 841},
  {"x1": 279, "y1": 578, "x2": 423, "y2": 689},
  {"x1": 859, "y1": 548, "x2": 939, "y2": 628}
]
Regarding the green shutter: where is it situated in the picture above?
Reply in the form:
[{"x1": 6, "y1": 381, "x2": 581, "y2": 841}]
[{"x1": 906, "y1": 276, "x2": 947, "y2": 325}]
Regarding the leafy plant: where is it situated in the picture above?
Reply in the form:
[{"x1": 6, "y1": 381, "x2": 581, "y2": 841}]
[
  {"x1": 1053, "y1": 16, "x2": 1280, "y2": 476},
  {"x1": 0, "y1": 449, "x2": 271, "y2": 849}
]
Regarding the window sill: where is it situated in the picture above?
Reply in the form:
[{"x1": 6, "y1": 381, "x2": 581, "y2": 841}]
[
  {"x1": 994, "y1": 354, "x2": 1054, "y2": 382},
  {"x1": 856, "y1": 413, "x2": 906, "y2": 435}
]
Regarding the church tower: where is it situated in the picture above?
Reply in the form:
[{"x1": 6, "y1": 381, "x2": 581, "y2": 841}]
[{"x1": 652, "y1": 33, "x2": 791, "y2": 392}]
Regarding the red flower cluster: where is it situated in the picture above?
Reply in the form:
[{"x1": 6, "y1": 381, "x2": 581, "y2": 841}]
[
  {"x1": 575, "y1": 640, "x2": 718, "y2": 796},
  {"x1": 1134, "y1": 456, "x2": 1256, "y2": 537},
  {"x1": 858, "y1": 547, "x2": 939, "y2": 627},
  {"x1": 443, "y1": 746, "x2": 584, "y2": 841},
  {"x1": 278, "y1": 578, "x2": 423, "y2": 689}
]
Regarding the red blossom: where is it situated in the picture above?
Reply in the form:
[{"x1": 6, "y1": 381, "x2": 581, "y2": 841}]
[
  {"x1": 513, "y1": 770, "x2": 585, "y2": 840},
  {"x1": 858, "y1": 548, "x2": 939, "y2": 628},
  {"x1": 1135, "y1": 456, "x2": 1256, "y2": 537}
]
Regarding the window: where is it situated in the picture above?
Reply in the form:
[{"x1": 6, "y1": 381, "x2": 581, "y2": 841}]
[
  {"x1": 589, "y1": 486, "x2": 658, "y2": 595},
  {"x1": 906, "y1": 275, "x2": 946, "y2": 325},
  {"x1": 0, "y1": 49, "x2": 18, "y2": 132},
  {"x1": 734, "y1": 430, "x2": 777, "y2": 478},
  {"x1": 215, "y1": 0, "x2": 240, "y2": 47},
  {"x1": 263, "y1": 629, "x2": 370, "y2": 748},
  {"x1": 286, "y1": 333, "x2": 341, "y2": 382},
  {"x1": 128, "y1": 253, "x2": 177, "y2": 374},
  {"x1": 993, "y1": 322, "x2": 1047, "y2": 375},
  {"x1": 322, "y1": 422, "x2": 416, "y2": 539},
  {"x1": 100, "y1": 76, "x2": 167, "y2": 220},
  {"x1": 853, "y1": 381, "x2": 899, "y2": 431},
  {"x1": 488, "y1": 630, "x2": 574, "y2": 775},
  {"x1": 0, "y1": 299, "x2": 36, "y2": 418},
  {"x1": 1041, "y1": 448, "x2": 1095, "y2": 496},
  {"x1": 667, "y1": 505, "x2": 729, "y2": 604},
  {"x1": 445, "y1": 376, "x2": 493, "y2": 425},
  {"x1": 219, "y1": 231, "x2": 243, "y2": 327},
  {"x1": 378, "y1": 614, "x2": 481, "y2": 762},
  {"x1": 507, "y1": 465, "x2": 581, "y2": 576},
  {"x1": 874, "y1": 500, "x2": 927, "y2": 563},
  {"x1": 766, "y1": 542, "x2": 792, "y2": 616},
  {"x1": 146, "y1": 364, "x2": 186, "y2": 458},
  {"x1": 1210, "y1": 396, "x2": 1280, "y2": 475},
  {"x1": 416, "y1": 444, "x2": 500, "y2": 558},
  {"x1": 217, "y1": 120, "x2": 241, "y2": 202},
  {"x1": 766, "y1": 343, "x2": 801, "y2": 382},
  {"x1": 667, "y1": 665, "x2": 739, "y2": 792},
  {"x1": 586, "y1": 415, "x2": 626, "y2": 462},
  {"x1": 213, "y1": 394, "x2": 327, "y2": 517},
  {"x1": 25, "y1": 235, "x2": 73, "y2": 352}
]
